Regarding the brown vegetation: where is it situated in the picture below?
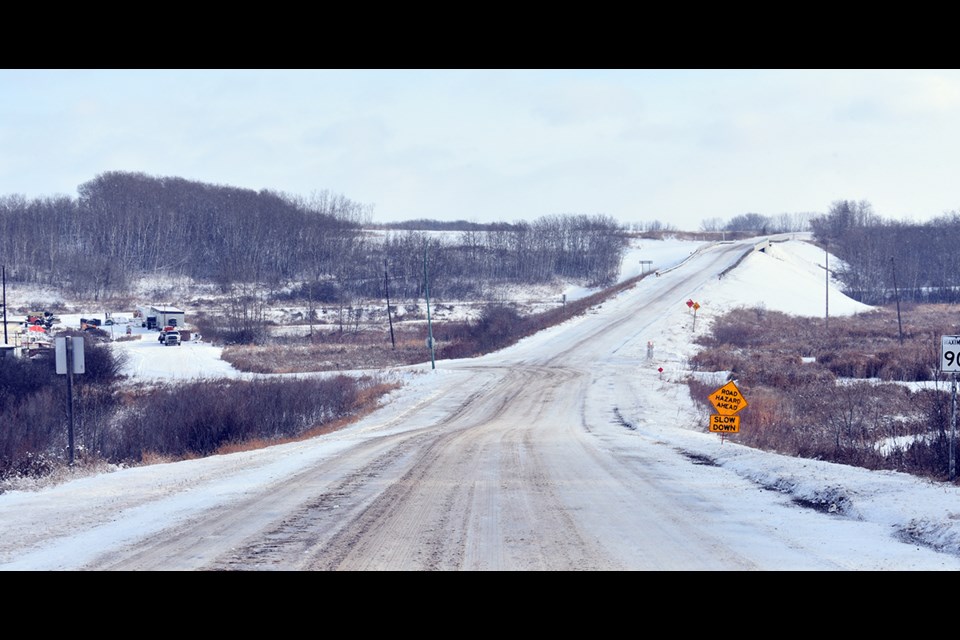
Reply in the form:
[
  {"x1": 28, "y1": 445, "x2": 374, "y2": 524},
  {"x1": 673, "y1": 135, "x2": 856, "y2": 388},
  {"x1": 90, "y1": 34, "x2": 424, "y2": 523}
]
[
  {"x1": 222, "y1": 328, "x2": 430, "y2": 373},
  {"x1": 689, "y1": 304, "x2": 960, "y2": 481}
]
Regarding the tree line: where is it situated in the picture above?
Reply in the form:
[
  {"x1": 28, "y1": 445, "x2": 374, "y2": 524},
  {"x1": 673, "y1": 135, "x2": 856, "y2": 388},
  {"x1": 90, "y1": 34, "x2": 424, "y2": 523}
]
[
  {"x1": 810, "y1": 199, "x2": 960, "y2": 304},
  {"x1": 699, "y1": 211, "x2": 814, "y2": 235},
  {"x1": 0, "y1": 171, "x2": 628, "y2": 302},
  {"x1": 378, "y1": 214, "x2": 627, "y2": 302}
]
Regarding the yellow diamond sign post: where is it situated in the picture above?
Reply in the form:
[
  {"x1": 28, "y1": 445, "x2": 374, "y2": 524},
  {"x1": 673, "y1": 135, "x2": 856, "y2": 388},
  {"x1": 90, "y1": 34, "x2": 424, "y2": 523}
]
[{"x1": 708, "y1": 380, "x2": 748, "y2": 434}]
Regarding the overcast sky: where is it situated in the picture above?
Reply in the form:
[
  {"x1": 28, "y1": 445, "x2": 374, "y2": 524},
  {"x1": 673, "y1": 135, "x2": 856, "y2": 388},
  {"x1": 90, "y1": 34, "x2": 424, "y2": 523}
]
[{"x1": 3, "y1": 69, "x2": 959, "y2": 230}]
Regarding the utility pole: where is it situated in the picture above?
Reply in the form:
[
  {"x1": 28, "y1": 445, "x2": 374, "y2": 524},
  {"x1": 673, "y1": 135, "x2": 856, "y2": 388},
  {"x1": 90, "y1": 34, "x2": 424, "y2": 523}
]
[
  {"x1": 424, "y1": 246, "x2": 435, "y2": 370},
  {"x1": 891, "y1": 257, "x2": 903, "y2": 346},
  {"x1": 825, "y1": 245, "x2": 829, "y2": 333},
  {"x1": 2, "y1": 265, "x2": 7, "y2": 345},
  {"x1": 307, "y1": 281, "x2": 314, "y2": 339},
  {"x1": 384, "y1": 259, "x2": 395, "y2": 349}
]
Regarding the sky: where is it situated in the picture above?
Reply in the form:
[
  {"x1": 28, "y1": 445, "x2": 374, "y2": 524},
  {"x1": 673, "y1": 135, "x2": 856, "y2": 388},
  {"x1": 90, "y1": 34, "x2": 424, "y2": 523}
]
[
  {"x1": 4, "y1": 236, "x2": 960, "y2": 570},
  {"x1": 3, "y1": 69, "x2": 960, "y2": 230}
]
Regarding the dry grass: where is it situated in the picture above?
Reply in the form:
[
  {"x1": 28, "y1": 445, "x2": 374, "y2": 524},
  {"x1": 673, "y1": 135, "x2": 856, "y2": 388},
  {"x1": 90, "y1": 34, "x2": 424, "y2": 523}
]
[
  {"x1": 689, "y1": 303, "x2": 960, "y2": 481},
  {"x1": 139, "y1": 451, "x2": 198, "y2": 465},
  {"x1": 222, "y1": 329, "x2": 430, "y2": 373}
]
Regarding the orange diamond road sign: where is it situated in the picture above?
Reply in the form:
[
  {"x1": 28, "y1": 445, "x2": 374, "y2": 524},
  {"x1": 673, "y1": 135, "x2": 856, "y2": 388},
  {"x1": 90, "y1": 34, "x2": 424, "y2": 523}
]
[
  {"x1": 709, "y1": 380, "x2": 748, "y2": 416},
  {"x1": 710, "y1": 414, "x2": 740, "y2": 433}
]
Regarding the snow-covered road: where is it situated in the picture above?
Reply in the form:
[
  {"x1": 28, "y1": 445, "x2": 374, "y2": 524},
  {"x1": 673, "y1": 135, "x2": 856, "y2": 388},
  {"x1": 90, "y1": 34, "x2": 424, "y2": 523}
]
[{"x1": 4, "y1": 238, "x2": 960, "y2": 570}]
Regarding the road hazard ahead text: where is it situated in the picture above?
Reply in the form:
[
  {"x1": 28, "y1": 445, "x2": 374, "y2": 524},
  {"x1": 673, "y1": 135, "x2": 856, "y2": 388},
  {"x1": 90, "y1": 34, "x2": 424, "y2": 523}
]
[{"x1": 708, "y1": 381, "x2": 748, "y2": 416}]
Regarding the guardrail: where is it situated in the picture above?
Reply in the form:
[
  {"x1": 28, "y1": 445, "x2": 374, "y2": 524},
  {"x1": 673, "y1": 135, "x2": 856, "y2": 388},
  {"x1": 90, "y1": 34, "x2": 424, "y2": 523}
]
[
  {"x1": 717, "y1": 238, "x2": 777, "y2": 279},
  {"x1": 657, "y1": 235, "x2": 793, "y2": 279},
  {"x1": 654, "y1": 240, "x2": 727, "y2": 277}
]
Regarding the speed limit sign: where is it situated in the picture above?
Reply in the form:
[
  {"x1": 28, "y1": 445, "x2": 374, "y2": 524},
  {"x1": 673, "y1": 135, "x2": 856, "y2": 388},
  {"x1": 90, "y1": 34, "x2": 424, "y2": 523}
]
[{"x1": 942, "y1": 336, "x2": 960, "y2": 372}]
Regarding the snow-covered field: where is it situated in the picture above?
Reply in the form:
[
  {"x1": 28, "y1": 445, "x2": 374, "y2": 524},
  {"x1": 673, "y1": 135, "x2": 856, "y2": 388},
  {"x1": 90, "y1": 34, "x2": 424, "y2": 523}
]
[{"x1": 5, "y1": 235, "x2": 960, "y2": 570}]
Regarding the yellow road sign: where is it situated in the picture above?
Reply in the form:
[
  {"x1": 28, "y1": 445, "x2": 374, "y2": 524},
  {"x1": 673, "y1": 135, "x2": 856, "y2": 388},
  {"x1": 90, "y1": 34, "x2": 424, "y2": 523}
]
[
  {"x1": 709, "y1": 380, "x2": 748, "y2": 415},
  {"x1": 710, "y1": 414, "x2": 740, "y2": 433}
]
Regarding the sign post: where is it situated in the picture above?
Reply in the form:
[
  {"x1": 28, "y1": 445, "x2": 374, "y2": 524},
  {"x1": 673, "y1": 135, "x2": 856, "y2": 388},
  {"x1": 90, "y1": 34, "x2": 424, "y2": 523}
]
[
  {"x1": 55, "y1": 336, "x2": 85, "y2": 466},
  {"x1": 424, "y1": 246, "x2": 435, "y2": 370},
  {"x1": 2, "y1": 264, "x2": 7, "y2": 346},
  {"x1": 942, "y1": 336, "x2": 960, "y2": 481},
  {"x1": 952, "y1": 374, "x2": 958, "y2": 482}
]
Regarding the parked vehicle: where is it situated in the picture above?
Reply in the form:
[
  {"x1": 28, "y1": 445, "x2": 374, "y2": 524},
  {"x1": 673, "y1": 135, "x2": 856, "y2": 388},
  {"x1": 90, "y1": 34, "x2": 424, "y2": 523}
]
[
  {"x1": 27, "y1": 311, "x2": 56, "y2": 329},
  {"x1": 161, "y1": 330, "x2": 181, "y2": 346}
]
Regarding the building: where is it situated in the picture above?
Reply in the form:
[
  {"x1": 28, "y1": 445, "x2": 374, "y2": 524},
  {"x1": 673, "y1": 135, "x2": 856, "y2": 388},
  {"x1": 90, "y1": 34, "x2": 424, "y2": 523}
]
[
  {"x1": 137, "y1": 306, "x2": 186, "y2": 330},
  {"x1": 1, "y1": 319, "x2": 25, "y2": 345}
]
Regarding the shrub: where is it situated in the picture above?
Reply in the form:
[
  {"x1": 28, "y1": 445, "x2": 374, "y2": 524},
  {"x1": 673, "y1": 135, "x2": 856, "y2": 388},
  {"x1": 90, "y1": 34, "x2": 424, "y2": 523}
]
[
  {"x1": 0, "y1": 335, "x2": 125, "y2": 479},
  {"x1": 270, "y1": 281, "x2": 340, "y2": 304},
  {"x1": 0, "y1": 387, "x2": 63, "y2": 480},
  {"x1": 113, "y1": 375, "x2": 385, "y2": 461},
  {"x1": 434, "y1": 304, "x2": 524, "y2": 360},
  {"x1": 473, "y1": 305, "x2": 524, "y2": 351}
]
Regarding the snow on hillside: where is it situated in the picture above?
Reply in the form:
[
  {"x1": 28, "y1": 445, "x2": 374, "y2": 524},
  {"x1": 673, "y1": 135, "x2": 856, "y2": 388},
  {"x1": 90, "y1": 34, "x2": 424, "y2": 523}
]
[{"x1": 702, "y1": 238, "x2": 872, "y2": 318}]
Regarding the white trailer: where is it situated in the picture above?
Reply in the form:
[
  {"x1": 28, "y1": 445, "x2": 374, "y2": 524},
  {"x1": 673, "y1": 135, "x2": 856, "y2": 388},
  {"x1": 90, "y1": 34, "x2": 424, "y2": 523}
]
[
  {"x1": 138, "y1": 305, "x2": 185, "y2": 330},
  {"x1": 153, "y1": 307, "x2": 185, "y2": 329}
]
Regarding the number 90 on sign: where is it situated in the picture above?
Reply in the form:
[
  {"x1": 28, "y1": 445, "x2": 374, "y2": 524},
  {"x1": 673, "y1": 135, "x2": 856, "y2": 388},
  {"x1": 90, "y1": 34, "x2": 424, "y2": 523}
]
[{"x1": 942, "y1": 336, "x2": 960, "y2": 373}]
